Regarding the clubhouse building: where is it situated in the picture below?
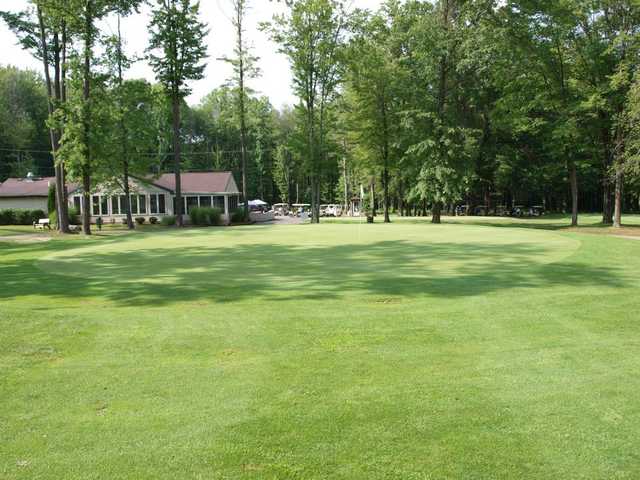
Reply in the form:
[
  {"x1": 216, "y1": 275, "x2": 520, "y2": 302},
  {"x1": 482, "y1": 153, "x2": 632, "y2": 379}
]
[{"x1": 0, "y1": 171, "x2": 241, "y2": 225}]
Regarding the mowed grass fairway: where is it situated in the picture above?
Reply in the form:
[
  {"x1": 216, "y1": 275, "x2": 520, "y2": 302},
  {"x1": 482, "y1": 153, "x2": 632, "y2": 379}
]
[{"x1": 2, "y1": 221, "x2": 640, "y2": 479}]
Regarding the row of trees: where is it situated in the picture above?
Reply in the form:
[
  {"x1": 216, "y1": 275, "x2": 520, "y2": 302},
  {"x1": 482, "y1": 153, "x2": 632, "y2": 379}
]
[
  {"x1": 0, "y1": 62, "x2": 298, "y2": 213},
  {"x1": 264, "y1": 0, "x2": 640, "y2": 227},
  {"x1": 3, "y1": 0, "x2": 640, "y2": 231},
  {"x1": 2, "y1": 0, "x2": 228, "y2": 233}
]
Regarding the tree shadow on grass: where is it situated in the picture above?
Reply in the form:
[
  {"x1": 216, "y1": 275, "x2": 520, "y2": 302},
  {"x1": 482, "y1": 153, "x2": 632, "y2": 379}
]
[{"x1": 0, "y1": 237, "x2": 628, "y2": 307}]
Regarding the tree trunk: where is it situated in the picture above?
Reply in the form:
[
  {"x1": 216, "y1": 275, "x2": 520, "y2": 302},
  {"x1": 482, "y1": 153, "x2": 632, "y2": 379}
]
[
  {"x1": 600, "y1": 119, "x2": 614, "y2": 225},
  {"x1": 603, "y1": 182, "x2": 613, "y2": 225},
  {"x1": 383, "y1": 166, "x2": 390, "y2": 223},
  {"x1": 569, "y1": 161, "x2": 578, "y2": 227},
  {"x1": 236, "y1": 5, "x2": 249, "y2": 219},
  {"x1": 343, "y1": 156, "x2": 348, "y2": 214},
  {"x1": 370, "y1": 178, "x2": 376, "y2": 217},
  {"x1": 59, "y1": 22, "x2": 70, "y2": 228},
  {"x1": 123, "y1": 163, "x2": 134, "y2": 229},
  {"x1": 81, "y1": 0, "x2": 93, "y2": 235},
  {"x1": 37, "y1": 6, "x2": 69, "y2": 233},
  {"x1": 81, "y1": 165, "x2": 91, "y2": 234},
  {"x1": 613, "y1": 167, "x2": 624, "y2": 228},
  {"x1": 116, "y1": 15, "x2": 134, "y2": 230},
  {"x1": 432, "y1": 202, "x2": 442, "y2": 224},
  {"x1": 310, "y1": 177, "x2": 319, "y2": 223},
  {"x1": 172, "y1": 95, "x2": 183, "y2": 227}
]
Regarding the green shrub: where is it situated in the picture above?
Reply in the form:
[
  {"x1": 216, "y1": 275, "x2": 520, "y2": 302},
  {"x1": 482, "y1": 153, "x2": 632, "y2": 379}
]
[
  {"x1": 149, "y1": 216, "x2": 158, "y2": 224},
  {"x1": 48, "y1": 184, "x2": 56, "y2": 214},
  {"x1": 31, "y1": 209, "x2": 47, "y2": 224},
  {"x1": 49, "y1": 206, "x2": 79, "y2": 228},
  {"x1": 15, "y1": 210, "x2": 31, "y2": 225},
  {"x1": 0, "y1": 209, "x2": 16, "y2": 225},
  {"x1": 161, "y1": 215, "x2": 176, "y2": 226},
  {"x1": 4, "y1": 209, "x2": 47, "y2": 225},
  {"x1": 67, "y1": 206, "x2": 80, "y2": 225},
  {"x1": 135, "y1": 217, "x2": 146, "y2": 225},
  {"x1": 189, "y1": 207, "x2": 222, "y2": 226},
  {"x1": 230, "y1": 208, "x2": 248, "y2": 224}
]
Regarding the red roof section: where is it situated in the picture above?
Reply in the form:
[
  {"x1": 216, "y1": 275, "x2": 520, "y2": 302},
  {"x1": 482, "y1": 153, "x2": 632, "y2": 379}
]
[
  {"x1": 0, "y1": 177, "x2": 55, "y2": 197},
  {"x1": 149, "y1": 172, "x2": 238, "y2": 194},
  {"x1": 1, "y1": 172, "x2": 239, "y2": 196}
]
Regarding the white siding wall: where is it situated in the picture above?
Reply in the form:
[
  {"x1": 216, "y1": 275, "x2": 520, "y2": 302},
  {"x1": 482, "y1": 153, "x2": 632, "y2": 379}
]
[{"x1": 0, "y1": 197, "x2": 48, "y2": 211}]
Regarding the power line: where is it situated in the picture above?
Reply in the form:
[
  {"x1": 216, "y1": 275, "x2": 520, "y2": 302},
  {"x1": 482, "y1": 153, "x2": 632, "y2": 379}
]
[{"x1": 0, "y1": 146, "x2": 277, "y2": 156}]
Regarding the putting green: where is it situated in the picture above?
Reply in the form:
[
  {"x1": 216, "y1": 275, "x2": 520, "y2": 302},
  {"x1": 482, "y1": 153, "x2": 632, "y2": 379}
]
[{"x1": 37, "y1": 223, "x2": 580, "y2": 305}]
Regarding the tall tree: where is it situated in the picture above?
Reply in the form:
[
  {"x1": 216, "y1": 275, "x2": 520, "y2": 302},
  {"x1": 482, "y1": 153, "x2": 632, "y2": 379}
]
[
  {"x1": 265, "y1": 0, "x2": 346, "y2": 223},
  {"x1": 147, "y1": 0, "x2": 208, "y2": 227},
  {"x1": 345, "y1": 3, "x2": 404, "y2": 223},
  {"x1": 104, "y1": 1, "x2": 143, "y2": 229},
  {"x1": 1, "y1": 1, "x2": 72, "y2": 232},
  {"x1": 221, "y1": 0, "x2": 259, "y2": 218}
]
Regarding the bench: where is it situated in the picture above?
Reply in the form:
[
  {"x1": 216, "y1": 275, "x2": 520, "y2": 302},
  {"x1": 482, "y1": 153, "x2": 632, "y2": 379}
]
[{"x1": 33, "y1": 218, "x2": 51, "y2": 230}]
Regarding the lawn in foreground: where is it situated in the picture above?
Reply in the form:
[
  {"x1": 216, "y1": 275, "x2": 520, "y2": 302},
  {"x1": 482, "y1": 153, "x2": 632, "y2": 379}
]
[{"x1": 1, "y1": 223, "x2": 640, "y2": 479}]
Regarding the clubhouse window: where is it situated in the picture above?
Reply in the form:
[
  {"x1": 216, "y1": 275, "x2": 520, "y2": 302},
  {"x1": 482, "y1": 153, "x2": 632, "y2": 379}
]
[
  {"x1": 92, "y1": 196, "x2": 100, "y2": 215},
  {"x1": 200, "y1": 196, "x2": 212, "y2": 207},
  {"x1": 112, "y1": 196, "x2": 120, "y2": 215},
  {"x1": 150, "y1": 194, "x2": 166, "y2": 214},
  {"x1": 119, "y1": 195, "x2": 127, "y2": 214},
  {"x1": 130, "y1": 195, "x2": 138, "y2": 214},
  {"x1": 101, "y1": 197, "x2": 108, "y2": 216},
  {"x1": 213, "y1": 196, "x2": 224, "y2": 210},
  {"x1": 139, "y1": 194, "x2": 147, "y2": 214},
  {"x1": 186, "y1": 196, "x2": 199, "y2": 214}
]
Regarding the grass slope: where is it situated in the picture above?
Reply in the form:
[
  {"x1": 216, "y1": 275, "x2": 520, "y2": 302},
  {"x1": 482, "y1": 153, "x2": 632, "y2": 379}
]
[{"x1": 1, "y1": 222, "x2": 640, "y2": 479}]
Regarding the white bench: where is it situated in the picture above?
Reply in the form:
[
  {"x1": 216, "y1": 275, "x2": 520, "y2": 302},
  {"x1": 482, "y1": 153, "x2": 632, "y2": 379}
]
[{"x1": 33, "y1": 218, "x2": 51, "y2": 230}]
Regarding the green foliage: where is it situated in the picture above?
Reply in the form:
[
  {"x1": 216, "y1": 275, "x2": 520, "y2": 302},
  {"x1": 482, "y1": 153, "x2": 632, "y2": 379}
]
[
  {"x1": 135, "y1": 217, "x2": 146, "y2": 225},
  {"x1": 67, "y1": 206, "x2": 80, "y2": 225},
  {"x1": 273, "y1": 144, "x2": 292, "y2": 203},
  {"x1": 147, "y1": 0, "x2": 208, "y2": 99},
  {"x1": 230, "y1": 208, "x2": 248, "y2": 223},
  {"x1": 0, "y1": 67, "x2": 50, "y2": 181},
  {"x1": 161, "y1": 215, "x2": 177, "y2": 226},
  {"x1": 0, "y1": 209, "x2": 16, "y2": 225},
  {"x1": 189, "y1": 207, "x2": 222, "y2": 226},
  {"x1": 264, "y1": 0, "x2": 347, "y2": 220},
  {"x1": 49, "y1": 207, "x2": 82, "y2": 229},
  {"x1": 47, "y1": 183, "x2": 56, "y2": 214},
  {"x1": 149, "y1": 216, "x2": 159, "y2": 224},
  {"x1": 0, "y1": 209, "x2": 45, "y2": 225}
]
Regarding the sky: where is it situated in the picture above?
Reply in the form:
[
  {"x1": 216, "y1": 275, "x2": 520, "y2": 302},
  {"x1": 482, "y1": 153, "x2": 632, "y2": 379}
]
[{"x1": 0, "y1": 0, "x2": 385, "y2": 110}]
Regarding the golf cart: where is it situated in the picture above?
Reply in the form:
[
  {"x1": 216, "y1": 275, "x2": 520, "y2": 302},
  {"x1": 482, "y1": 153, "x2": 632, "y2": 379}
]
[
  {"x1": 455, "y1": 205, "x2": 470, "y2": 216},
  {"x1": 292, "y1": 203, "x2": 311, "y2": 217},
  {"x1": 325, "y1": 204, "x2": 342, "y2": 217},
  {"x1": 272, "y1": 203, "x2": 290, "y2": 216}
]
